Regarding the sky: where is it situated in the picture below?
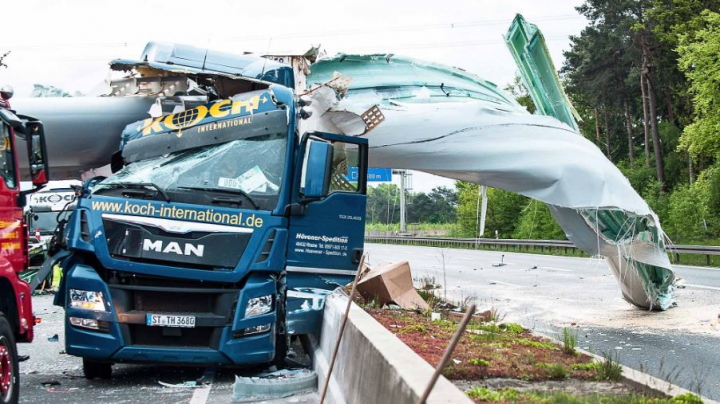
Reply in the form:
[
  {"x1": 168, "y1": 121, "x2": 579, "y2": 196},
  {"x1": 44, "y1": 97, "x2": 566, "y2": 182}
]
[{"x1": 0, "y1": 0, "x2": 589, "y2": 192}]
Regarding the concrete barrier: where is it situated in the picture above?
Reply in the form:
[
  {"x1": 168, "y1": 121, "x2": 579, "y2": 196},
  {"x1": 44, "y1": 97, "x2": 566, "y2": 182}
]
[{"x1": 311, "y1": 293, "x2": 472, "y2": 404}]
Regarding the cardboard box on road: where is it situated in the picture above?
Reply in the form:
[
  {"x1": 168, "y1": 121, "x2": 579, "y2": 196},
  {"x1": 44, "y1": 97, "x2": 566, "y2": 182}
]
[{"x1": 357, "y1": 261, "x2": 429, "y2": 310}]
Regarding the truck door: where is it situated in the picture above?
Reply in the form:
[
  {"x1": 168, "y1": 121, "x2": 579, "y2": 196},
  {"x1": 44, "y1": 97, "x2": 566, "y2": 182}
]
[{"x1": 287, "y1": 132, "x2": 368, "y2": 287}]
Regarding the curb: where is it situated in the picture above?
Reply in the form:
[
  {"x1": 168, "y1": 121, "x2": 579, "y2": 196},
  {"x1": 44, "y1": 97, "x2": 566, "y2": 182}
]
[
  {"x1": 313, "y1": 293, "x2": 473, "y2": 404},
  {"x1": 531, "y1": 330, "x2": 719, "y2": 404}
]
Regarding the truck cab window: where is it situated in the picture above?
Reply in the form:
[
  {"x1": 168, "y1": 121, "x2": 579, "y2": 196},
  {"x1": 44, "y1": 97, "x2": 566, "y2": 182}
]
[
  {"x1": 329, "y1": 142, "x2": 361, "y2": 194},
  {"x1": 0, "y1": 124, "x2": 16, "y2": 189}
]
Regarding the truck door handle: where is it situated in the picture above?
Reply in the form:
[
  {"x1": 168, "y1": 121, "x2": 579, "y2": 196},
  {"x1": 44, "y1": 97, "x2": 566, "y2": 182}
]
[{"x1": 351, "y1": 248, "x2": 363, "y2": 264}]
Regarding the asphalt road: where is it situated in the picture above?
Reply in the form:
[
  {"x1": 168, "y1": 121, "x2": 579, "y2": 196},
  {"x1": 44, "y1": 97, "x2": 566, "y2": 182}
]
[
  {"x1": 366, "y1": 243, "x2": 720, "y2": 400},
  {"x1": 15, "y1": 245, "x2": 719, "y2": 402},
  {"x1": 17, "y1": 295, "x2": 317, "y2": 404}
]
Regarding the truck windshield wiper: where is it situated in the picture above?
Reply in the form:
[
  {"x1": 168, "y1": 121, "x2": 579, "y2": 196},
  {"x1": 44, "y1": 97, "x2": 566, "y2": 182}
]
[
  {"x1": 177, "y1": 186, "x2": 260, "y2": 210},
  {"x1": 103, "y1": 182, "x2": 170, "y2": 202}
]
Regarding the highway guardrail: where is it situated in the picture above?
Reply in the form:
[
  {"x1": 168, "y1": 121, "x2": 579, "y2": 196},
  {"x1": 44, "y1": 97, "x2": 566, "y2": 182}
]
[{"x1": 365, "y1": 235, "x2": 720, "y2": 266}]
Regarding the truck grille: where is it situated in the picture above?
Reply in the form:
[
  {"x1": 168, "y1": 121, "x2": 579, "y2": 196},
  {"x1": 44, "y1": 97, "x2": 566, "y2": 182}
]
[
  {"x1": 108, "y1": 275, "x2": 239, "y2": 349},
  {"x1": 129, "y1": 324, "x2": 219, "y2": 348}
]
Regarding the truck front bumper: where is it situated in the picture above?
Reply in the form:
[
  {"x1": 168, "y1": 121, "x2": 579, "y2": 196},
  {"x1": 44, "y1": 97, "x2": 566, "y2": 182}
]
[
  {"x1": 64, "y1": 264, "x2": 279, "y2": 366},
  {"x1": 66, "y1": 322, "x2": 277, "y2": 365}
]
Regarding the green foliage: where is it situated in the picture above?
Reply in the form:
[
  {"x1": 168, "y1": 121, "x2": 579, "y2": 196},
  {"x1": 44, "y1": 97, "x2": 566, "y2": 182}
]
[
  {"x1": 670, "y1": 393, "x2": 704, "y2": 404},
  {"x1": 513, "y1": 200, "x2": 566, "y2": 240},
  {"x1": 504, "y1": 75, "x2": 537, "y2": 113},
  {"x1": 466, "y1": 387, "x2": 519, "y2": 401},
  {"x1": 366, "y1": 184, "x2": 457, "y2": 226},
  {"x1": 455, "y1": 182, "x2": 530, "y2": 238},
  {"x1": 463, "y1": 389, "x2": 703, "y2": 403},
  {"x1": 455, "y1": 181, "x2": 481, "y2": 237},
  {"x1": 515, "y1": 338, "x2": 558, "y2": 350},
  {"x1": 677, "y1": 10, "x2": 720, "y2": 158},
  {"x1": 500, "y1": 323, "x2": 524, "y2": 334},
  {"x1": 468, "y1": 358, "x2": 490, "y2": 367},
  {"x1": 570, "y1": 362, "x2": 600, "y2": 371},
  {"x1": 562, "y1": 328, "x2": 578, "y2": 355}
]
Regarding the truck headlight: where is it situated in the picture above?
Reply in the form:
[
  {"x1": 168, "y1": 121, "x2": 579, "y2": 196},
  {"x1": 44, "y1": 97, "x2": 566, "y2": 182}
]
[
  {"x1": 245, "y1": 295, "x2": 273, "y2": 318},
  {"x1": 70, "y1": 317, "x2": 99, "y2": 330},
  {"x1": 69, "y1": 289, "x2": 107, "y2": 312}
]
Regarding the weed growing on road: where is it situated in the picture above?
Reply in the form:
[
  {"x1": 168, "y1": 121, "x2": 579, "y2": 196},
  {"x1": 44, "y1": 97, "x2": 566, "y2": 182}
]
[{"x1": 562, "y1": 327, "x2": 578, "y2": 355}]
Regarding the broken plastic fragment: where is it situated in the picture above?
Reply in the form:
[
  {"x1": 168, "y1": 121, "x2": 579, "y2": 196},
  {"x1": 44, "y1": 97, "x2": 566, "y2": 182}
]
[{"x1": 232, "y1": 369, "x2": 317, "y2": 402}]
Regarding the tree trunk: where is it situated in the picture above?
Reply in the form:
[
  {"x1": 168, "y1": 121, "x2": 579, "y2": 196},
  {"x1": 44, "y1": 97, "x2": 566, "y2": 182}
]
[
  {"x1": 640, "y1": 73, "x2": 651, "y2": 167},
  {"x1": 603, "y1": 106, "x2": 611, "y2": 158},
  {"x1": 623, "y1": 97, "x2": 634, "y2": 165},
  {"x1": 643, "y1": 55, "x2": 666, "y2": 190},
  {"x1": 594, "y1": 108, "x2": 601, "y2": 142}
]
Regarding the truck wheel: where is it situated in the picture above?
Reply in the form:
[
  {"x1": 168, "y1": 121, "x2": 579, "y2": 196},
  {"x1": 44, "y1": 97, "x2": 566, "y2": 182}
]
[
  {"x1": 0, "y1": 315, "x2": 19, "y2": 404},
  {"x1": 82, "y1": 359, "x2": 112, "y2": 380}
]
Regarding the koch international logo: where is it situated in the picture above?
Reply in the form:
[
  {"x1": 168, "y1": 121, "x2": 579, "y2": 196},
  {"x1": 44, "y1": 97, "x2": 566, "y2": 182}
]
[
  {"x1": 137, "y1": 92, "x2": 271, "y2": 137},
  {"x1": 91, "y1": 200, "x2": 265, "y2": 228}
]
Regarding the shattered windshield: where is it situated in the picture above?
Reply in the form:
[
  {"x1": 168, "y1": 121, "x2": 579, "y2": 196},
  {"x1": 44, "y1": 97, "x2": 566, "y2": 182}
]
[{"x1": 94, "y1": 133, "x2": 286, "y2": 210}]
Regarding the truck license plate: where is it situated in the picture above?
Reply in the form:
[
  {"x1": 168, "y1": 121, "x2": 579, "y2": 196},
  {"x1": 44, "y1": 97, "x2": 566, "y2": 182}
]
[{"x1": 146, "y1": 314, "x2": 196, "y2": 328}]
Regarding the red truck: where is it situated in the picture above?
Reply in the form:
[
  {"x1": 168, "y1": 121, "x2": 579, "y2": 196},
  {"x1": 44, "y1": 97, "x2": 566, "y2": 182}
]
[{"x1": 0, "y1": 85, "x2": 50, "y2": 404}]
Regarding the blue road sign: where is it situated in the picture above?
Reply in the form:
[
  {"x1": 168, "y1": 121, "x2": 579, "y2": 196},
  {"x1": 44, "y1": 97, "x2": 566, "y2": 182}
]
[{"x1": 347, "y1": 167, "x2": 392, "y2": 182}]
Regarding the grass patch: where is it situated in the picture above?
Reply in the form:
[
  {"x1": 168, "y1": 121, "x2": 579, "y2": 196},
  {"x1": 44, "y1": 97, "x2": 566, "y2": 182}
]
[
  {"x1": 547, "y1": 363, "x2": 568, "y2": 380},
  {"x1": 569, "y1": 362, "x2": 599, "y2": 372},
  {"x1": 466, "y1": 387, "x2": 519, "y2": 401},
  {"x1": 595, "y1": 352, "x2": 623, "y2": 382},
  {"x1": 464, "y1": 389, "x2": 705, "y2": 403},
  {"x1": 500, "y1": 323, "x2": 524, "y2": 334},
  {"x1": 515, "y1": 338, "x2": 558, "y2": 350}
]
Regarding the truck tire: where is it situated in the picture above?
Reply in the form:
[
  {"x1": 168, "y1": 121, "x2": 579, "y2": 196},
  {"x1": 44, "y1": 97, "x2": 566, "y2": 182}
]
[
  {"x1": 0, "y1": 315, "x2": 19, "y2": 404},
  {"x1": 82, "y1": 359, "x2": 112, "y2": 380}
]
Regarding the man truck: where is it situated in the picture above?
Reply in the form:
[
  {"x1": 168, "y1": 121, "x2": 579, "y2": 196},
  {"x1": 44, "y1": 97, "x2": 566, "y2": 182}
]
[
  {"x1": 52, "y1": 66, "x2": 368, "y2": 378},
  {"x1": 0, "y1": 85, "x2": 51, "y2": 404}
]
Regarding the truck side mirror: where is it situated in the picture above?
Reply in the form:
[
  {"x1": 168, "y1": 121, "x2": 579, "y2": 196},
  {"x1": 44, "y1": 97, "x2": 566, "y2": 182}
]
[
  {"x1": 301, "y1": 139, "x2": 332, "y2": 200},
  {"x1": 25, "y1": 121, "x2": 49, "y2": 186}
]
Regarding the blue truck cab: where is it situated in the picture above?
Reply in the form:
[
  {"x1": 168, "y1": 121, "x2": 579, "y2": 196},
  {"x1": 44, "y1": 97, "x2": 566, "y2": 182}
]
[{"x1": 53, "y1": 78, "x2": 368, "y2": 378}]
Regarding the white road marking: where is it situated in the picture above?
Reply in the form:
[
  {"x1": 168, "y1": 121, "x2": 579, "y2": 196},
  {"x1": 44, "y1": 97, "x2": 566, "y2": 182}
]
[
  {"x1": 539, "y1": 266, "x2": 574, "y2": 272},
  {"x1": 684, "y1": 283, "x2": 720, "y2": 292},
  {"x1": 489, "y1": 280, "x2": 522, "y2": 287},
  {"x1": 190, "y1": 369, "x2": 215, "y2": 404}
]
